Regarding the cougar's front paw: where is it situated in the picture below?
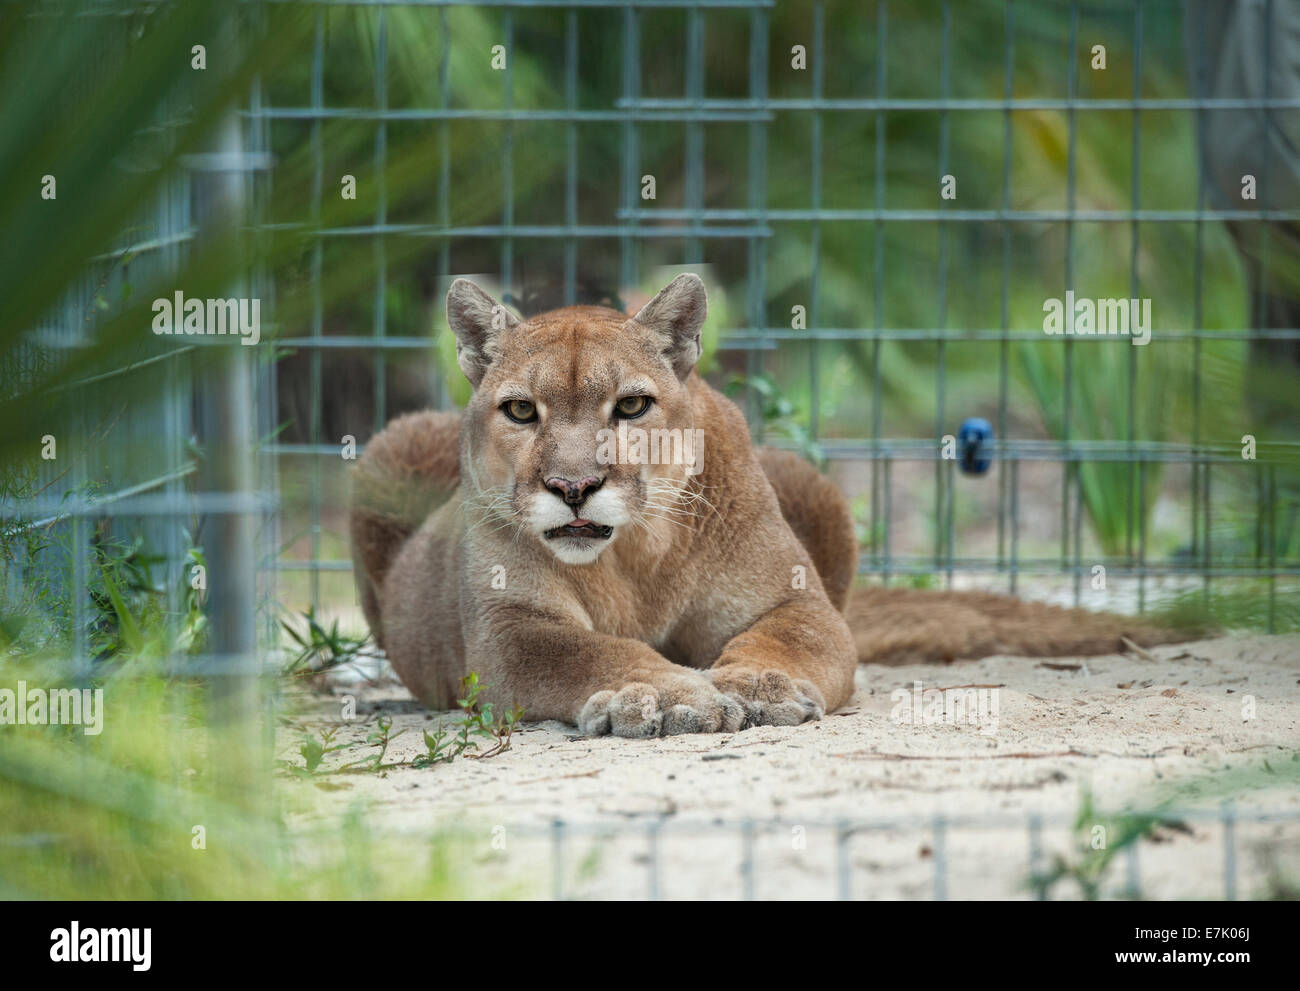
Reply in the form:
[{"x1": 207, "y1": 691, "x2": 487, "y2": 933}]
[
  {"x1": 577, "y1": 677, "x2": 746, "y2": 738},
  {"x1": 709, "y1": 667, "x2": 825, "y2": 727}
]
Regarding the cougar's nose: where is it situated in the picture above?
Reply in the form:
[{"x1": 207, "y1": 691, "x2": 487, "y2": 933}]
[{"x1": 544, "y1": 475, "x2": 604, "y2": 507}]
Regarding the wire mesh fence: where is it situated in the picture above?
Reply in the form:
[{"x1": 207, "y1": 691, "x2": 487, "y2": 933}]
[
  {"x1": 242, "y1": 0, "x2": 1299, "y2": 640},
  {"x1": 368, "y1": 805, "x2": 1300, "y2": 900},
  {"x1": 3, "y1": 95, "x2": 198, "y2": 678},
  {"x1": 9, "y1": 0, "x2": 1296, "y2": 662}
]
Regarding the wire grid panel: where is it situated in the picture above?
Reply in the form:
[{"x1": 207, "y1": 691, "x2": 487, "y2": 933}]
[
  {"x1": 250, "y1": 0, "x2": 1299, "y2": 627},
  {"x1": 3, "y1": 72, "x2": 196, "y2": 678},
  {"x1": 2, "y1": 15, "x2": 278, "y2": 681},
  {"x1": 374, "y1": 806, "x2": 1300, "y2": 900}
]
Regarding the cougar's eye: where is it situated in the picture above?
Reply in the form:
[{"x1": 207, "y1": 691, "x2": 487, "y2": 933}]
[
  {"x1": 614, "y1": 395, "x2": 651, "y2": 419},
  {"x1": 501, "y1": 399, "x2": 537, "y2": 423}
]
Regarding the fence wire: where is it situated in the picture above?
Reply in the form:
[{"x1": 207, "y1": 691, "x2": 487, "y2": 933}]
[
  {"x1": 383, "y1": 805, "x2": 1300, "y2": 900},
  {"x1": 241, "y1": 0, "x2": 1299, "y2": 635},
  {"x1": 4, "y1": 2, "x2": 1296, "y2": 667}
]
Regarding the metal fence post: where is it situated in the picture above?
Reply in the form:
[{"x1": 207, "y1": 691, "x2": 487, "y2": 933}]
[{"x1": 191, "y1": 75, "x2": 263, "y2": 812}]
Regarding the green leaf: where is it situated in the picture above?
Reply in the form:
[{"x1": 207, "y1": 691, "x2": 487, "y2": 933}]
[
  {"x1": 299, "y1": 739, "x2": 324, "y2": 774},
  {"x1": 99, "y1": 568, "x2": 142, "y2": 654}
]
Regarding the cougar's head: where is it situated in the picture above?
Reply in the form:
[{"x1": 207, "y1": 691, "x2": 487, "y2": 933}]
[{"x1": 448, "y1": 274, "x2": 708, "y2": 565}]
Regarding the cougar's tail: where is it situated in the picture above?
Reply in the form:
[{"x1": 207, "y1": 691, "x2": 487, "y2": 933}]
[
  {"x1": 844, "y1": 586, "x2": 1208, "y2": 665},
  {"x1": 756, "y1": 447, "x2": 1206, "y2": 663},
  {"x1": 349, "y1": 410, "x2": 462, "y2": 647}
]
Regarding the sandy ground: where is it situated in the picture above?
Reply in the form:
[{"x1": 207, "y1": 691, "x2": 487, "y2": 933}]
[{"x1": 279, "y1": 634, "x2": 1300, "y2": 899}]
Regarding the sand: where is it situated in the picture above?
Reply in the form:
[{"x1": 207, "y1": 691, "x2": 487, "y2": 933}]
[{"x1": 278, "y1": 633, "x2": 1300, "y2": 899}]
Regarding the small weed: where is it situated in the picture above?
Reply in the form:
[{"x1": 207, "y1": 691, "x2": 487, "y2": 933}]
[
  {"x1": 413, "y1": 673, "x2": 523, "y2": 766},
  {"x1": 725, "y1": 372, "x2": 825, "y2": 466},
  {"x1": 280, "y1": 607, "x2": 371, "y2": 679},
  {"x1": 179, "y1": 533, "x2": 208, "y2": 653},
  {"x1": 412, "y1": 724, "x2": 460, "y2": 768},
  {"x1": 278, "y1": 725, "x2": 349, "y2": 780},
  {"x1": 339, "y1": 714, "x2": 405, "y2": 773},
  {"x1": 280, "y1": 676, "x2": 523, "y2": 779},
  {"x1": 1026, "y1": 789, "x2": 1178, "y2": 900}
]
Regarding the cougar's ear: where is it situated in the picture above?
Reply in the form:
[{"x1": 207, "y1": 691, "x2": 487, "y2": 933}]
[
  {"x1": 446, "y1": 278, "x2": 521, "y2": 387},
  {"x1": 628, "y1": 273, "x2": 708, "y2": 380}
]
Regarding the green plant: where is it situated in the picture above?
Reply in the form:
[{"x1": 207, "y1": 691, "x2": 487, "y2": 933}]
[
  {"x1": 279, "y1": 714, "x2": 410, "y2": 778},
  {"x1": 278, "y1": 674, "x2": 525, "y2": 777},
  {"x1": 1028, "y1": 757, "x2": 1300, "y2": 899},
  {"x1": 178, "y1": 535, "x2": 208, "y2": 654},
  {"x1": 1027, "y1": 789, "x2": 1178, "y2": 900},
  {"x1": 278, "y1": 725, "x2": 350, "y2": 780},
  {"x1": 0, "y1": 651, "x2": 497, "y2": 897},
  {"x1": 1016, "y1": 342, "x2": 1176, "y2": 557},
  {"x1": 412, "y1": 724, "x2": 461, "y2": 768},
  {"x1": 0, "y1": 489, "x2": 207, "y2": 663},
  {"x1": 280, "y1": 607, "x2": 371, "y2": 679},
  {"x1": 1149, "y1": 582, "x2": 1300, "y2": 635},
  {"x1": 725, "y1": 372, "x2": 825, "y2": 466},
  {"x1": 413, "y1": 673, "x2": 523, "y2": 766},
  {"x1": 339, "y1": 715, "x2": 406, "y2": 774}
]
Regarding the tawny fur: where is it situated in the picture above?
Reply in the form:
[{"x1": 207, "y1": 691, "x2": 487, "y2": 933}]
[
  {"x1": 349, "y1": 276, "x2": 1199, "y2": 735},
  {"x1": 755, "y1": 448, "x2": 857, "y2": 612},
  {"x1": 844, "y1": 587, "x2": 1202, "y2": 665},
  {"x1": 349, "y1": 409, "x2": 461, "y2": 649}
]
